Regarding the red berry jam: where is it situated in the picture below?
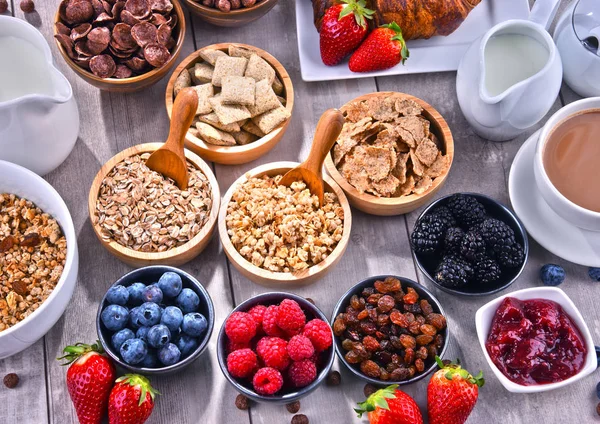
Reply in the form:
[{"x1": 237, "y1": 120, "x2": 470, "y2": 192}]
[{"x1": 485, "y1": 297, "x2": 587, "y2": 385}]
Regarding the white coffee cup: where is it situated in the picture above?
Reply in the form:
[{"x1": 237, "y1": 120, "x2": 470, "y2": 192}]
[{"x1": 533, "y1": 97, "x2": 600, "y2": 231}]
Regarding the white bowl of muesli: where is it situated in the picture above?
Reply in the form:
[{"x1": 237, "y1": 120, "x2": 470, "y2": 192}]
[{"x1": 0, "y1": 160, "x2": 78, "y2": 359}]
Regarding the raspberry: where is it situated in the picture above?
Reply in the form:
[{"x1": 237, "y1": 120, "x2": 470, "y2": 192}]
[
  {"x1": 227, "y1": 348, "x2": 258, "y2": 378},
  {"x1": 287, "y1": 335, "x2": 315, "y2": 361},
  {"x1": 227, "y1": 339, "x2": 250, "y2": 354},
  {"x1": 276, "y1": 299, "x2": 306, "y2": 336},
  {"x1": 302, "y1": 319, "x2": 332, "y2": 352},
  {"x1": 248, "y1": 304, "x2": 267, "y2": 333},
  {"x1": 288, "y1": 360, "x2": 317, "y2": 388},
  {"x1": 256, "y1": 337, "x2": 290, "y2": 371},
  {"x1": 263, "y1": 305, "x2": 286, "y2": 337},
  {"x1": 225, "y1": 312, "x2": 258, "y2": 344},
  {"x1": 252, "y1": 367, "x2": 283, "y2": 395}
]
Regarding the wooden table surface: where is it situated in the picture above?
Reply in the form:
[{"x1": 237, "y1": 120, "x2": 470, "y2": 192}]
[{"x1": 2, "y1": 1, "x2": 597, "y2": 423}]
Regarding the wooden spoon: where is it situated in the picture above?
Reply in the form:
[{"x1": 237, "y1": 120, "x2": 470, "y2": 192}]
[
  {"x1": 145, "y1": 87, "x2": 199, "y2": 190},
  {"x1": 280, "y1": 108, "x2": 345, "y2": 206}
]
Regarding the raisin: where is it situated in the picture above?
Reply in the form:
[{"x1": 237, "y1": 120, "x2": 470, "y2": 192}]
[
  {"x1": 390, "y1": 325, "x2": 399, "y2": 337},
  {"x1": 377, "y1": 295, "x2": 395, "y2": 313},
  {"x1": 353, "y1": 344, "x2": 370, "y2": 360},
  {"x1": 344, "y1": 310, "x2": 359, "y2": 325},
  {"x1": 374, "y1": 351, "x2": 392, "y2": 365},
  {"x1": 415, "y1": 315, "x2": 426, "y2": 325},
  {"x1": 415, "y1": 358, "x2": 425, "y2": 372},
  {"x1": 427, "y1": 313, "x2": 447, "y2": 330},
  {"x1": 416, "y1": 335, "x2": 434, "y2": 345},
  {"x1": 427, "y1": 345, "x2": 438, "y2": 359},
  {"x1": 380, "y1": 340, "x2": 392, "y2": 351},
  {"x1": 390, "y1": 336, "x2": 403, "y2": 350},
  {"x1": 345, "y1": 350, "x2": 361, "y2": 364},
  {"x1": 391, "y1": 353, "x2": 401, "y2": 364},
  {"x1": 374, "y1": 331, "x2": 387, "y2": 340},
  {"x1": 360, "y1": 321, "x2": 377, "y2": 335},
  {"x1": 420, "y1": 299, "x2": 434, "y2": 315},
  {"x1": 408, "y1": 321, "x2": 421, "y2": 335},
  {"x1": 434, "y1": 334, "x2": 444, "y2": 349},
  {"x1": 390, "y1": 311, "x2": 409, "y2": 327},
  {"x1": 350, "y1": 295, "x2": 362, "y2": 310},
  {"x1": 367, "y1": 308, "x2": 378, "y2": 321},
  {"x1": 21, "y1": 232, "x2": 41, "y2": 247},
  {"x1": 345, "y1": 330, "x2": 361, "y2": 342},
  {"x1": 380, "y1": 368, "x2": 390, "y2": 381},
  {"x1": 408, "y1": 366, "x2": 416, "y2": 378},
  {"x1": 360, "y1": 360, "x2": 381, "y2": 378},
  {"x1": 363, "y1": 336, "x2": 380, "y2": 352},
  {"x1": 357, "y1": 309, "x2": 369, "y2": 320},
  {"x1": 362, "y1": 287, "x2": 375, "y2": 297},
  {"x1": 0, "y1": 236, "x2": 15, "y2": 253},
  {"x1": 341, "y1": 339, "x2": 355, "y2": 351},
  {"x1": 403, "y1": 303, "x2": 422, "y2": 314},
  {"x1": 333, "y1": 318, "x2": 346, "y2": 336},
  {"x1": 378, "y1": 325, "x2": 391, "y2": 336},
  {"x1": 386, "y1": 362, "x2": 399, "y2": 372},
  {"x1": 404, "y1": 348, "x2": 415, "y2": 364},
  {"x1": 416, "y1": 346, "x2": 428, "y2": 360},
  {"x1": 374, "y1": 277, "x2": 401, "y2": 294},
  {"x1": 367, "y1": 293, "x2": 383, "y2": 305},
  {"x1": 399, "y1": 334, "x2": 416, "y2": 349},
  {"x1": 404, "y1": 312, "x2": 415, "y2": 323},
  {"x1": 420, "y1": 324, "x2": 437, "y2": 336},
  {"x1": 403, "y1": 287, "x2": 419, "y2": 304},
  {"x1": 390, "y1": 367, "x2": 411, "y2": 381},
  {"x1": 393, "y1": 291, "x2": 406, "y2": 303},
  {"x1": 377, "y1": 314, "x2": 390, "y2": 326}
]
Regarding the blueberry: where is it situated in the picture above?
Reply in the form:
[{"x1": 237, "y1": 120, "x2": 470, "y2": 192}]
[
  {"x1": 101, "y1": 304, "x2": 129, "y2": 331},
  {"x1": 182, "y1": 312, "x2": 207, "y2": 337},
  {"x1": 112, "y1": 328, "x2": 135, "y2": 351},
  {"x1": 127, "y1": 282, "x2": 146, "y2": 306},
  {"x1": 158, "y1": 272, "x2": 183, "y2": 298},
  {"x1": 105, "y1": 285, "x2": 129, "y2": 306},
  {"x1": 176, "y1": 334, "x2": 199, "y2": 357},
  {"x1": 176, "y1": 288, "x2": 200, "y2": 313},
  {"x1": 589, "y1": 268, "x2": 600, "y2": 282},
  {"x1": 136, "y1": 326, "x2": 151, "y2": 342},
  {"x1": 138, "y1": 302, "x2": 162, "y2": 326},
  {"x1": 596, "y1": 381, "x2": 600, "y2": 399},
  {"x1": 120, "y1": 338, "x2": 147, "y2": 365},
  {"x1": 128, "y1": 306, "x2": 142, "y2": 329},
  {"x1": 161, "y1": 306, "x2": 183, "y2": 333},
  {"x1": 143, "y1": 284, "x2": 163, "y2": 304},
  {"x1": 540, "y1": 264, "x2": 566, "y2": 286},
  {"x1": 147, "y1": 324, "x2": 171, "y2": 349},
  {"x1": 140, "y1": 349, "x2": 159, "y2": 368},
  {"x1": 158, "y1": 343, "x2": 181, "y2": 366}
]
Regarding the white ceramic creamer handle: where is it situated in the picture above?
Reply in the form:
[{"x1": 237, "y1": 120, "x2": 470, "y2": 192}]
[
  {"x1": 530, "y1": 0, "x2": 561, "y2": 30},
  {"x1": 587, "y1": 26, "x2": 600, "y2": 55}
]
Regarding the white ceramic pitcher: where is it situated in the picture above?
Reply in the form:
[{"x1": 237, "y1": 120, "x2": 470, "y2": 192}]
[
  {"x1": 456, "y1": 0, "x2": 563, "y2": 141},
  {"x1": 0, "y1": 16, "x2": 79, "y2": 176}
]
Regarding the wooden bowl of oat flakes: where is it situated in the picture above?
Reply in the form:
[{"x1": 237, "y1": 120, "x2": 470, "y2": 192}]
[
  {"x1": 0, "y1": 161, "x2": 78, "y2": 359},
  {"x1": 165, "y1": 43, "x2": 294, "y2": 165},
  {"x1": 88, "y1": 143, "x2": 220, "y2": 267},
  {"x1": 218, "y1": 161, "x2": 352, "y2": 287},
  {"x1": 324, "y1": 92, "x2": 454, "y2": 216}
]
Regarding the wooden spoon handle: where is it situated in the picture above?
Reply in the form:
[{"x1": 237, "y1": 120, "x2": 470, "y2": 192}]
[
  {"x1": 166, "y1": 87, "x2": 198, "y2": 151},
  {"x1": 304, "y1": 108, "x2": 345, "y2": 174}
]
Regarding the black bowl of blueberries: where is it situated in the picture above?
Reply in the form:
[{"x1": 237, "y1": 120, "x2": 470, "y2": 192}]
[
  {"x1": 410, "y1": 193, "x2": 529, "y2": 297},
  {"x1": 96, "y1": 265, "x2": 215, "y2": 375}
]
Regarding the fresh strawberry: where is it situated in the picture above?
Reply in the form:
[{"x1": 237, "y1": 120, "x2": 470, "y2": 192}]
[
  {"x1": 355, "y1": 384, "x2": 423, "y2": 424},
  {"x1": 108, "y1": 374, "x2": 158, "y2": 424},
  {"x1": 58, "y1": 341, "x2": 116, "y2": 424},
  {"x1": 348, "y1": 22, "x2": 410, "y2": 72},
  {"x1": 320, "y1": 0, "x2": 374, "y2": 66},
  {"x1": 427, "y1": 357, "x2": 484, "y2": 424}
]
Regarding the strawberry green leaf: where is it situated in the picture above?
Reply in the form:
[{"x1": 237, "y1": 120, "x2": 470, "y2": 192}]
[
  {"x1": 116, "y1": 374, "x2": 160, "y2": 406},
  {"x1": 57, "y1": 341, "x2": 104, "y2": 365},
  {"x1": 338, "y1": 0, "x2": 374, "y2": 28},
  {"x1": 355, "y1": 384, "x2": 397, "y2": 417},
  {"x1": 435, "y1": 356, "x2": 485, "y2": 387}
]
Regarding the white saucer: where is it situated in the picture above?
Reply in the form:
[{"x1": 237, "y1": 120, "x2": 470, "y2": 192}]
[{"x1": 508, "y1": 130, "x2": 600, "y2": 266}]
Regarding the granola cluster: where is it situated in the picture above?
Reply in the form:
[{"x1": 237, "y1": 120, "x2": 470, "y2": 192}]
[
  {"x1": 225, "y1": 175, "x2": 345, "y2": 272},
  {"x1": 0, "y1": 193, "x2": 67, "y2": 332}
]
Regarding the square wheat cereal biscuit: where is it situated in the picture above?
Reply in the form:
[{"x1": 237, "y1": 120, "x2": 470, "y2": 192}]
[
  {"x1": 229, "y1": 45, "x2": 254, "y2": 59},
  {"x1": 191, "y1": 83, "x2": 214, "y2": 115},
  {"x1": 199, "y1": 112, "x2": 241, "y2": 133},
  {"x1": 199, "y1": 49, "x2": 228, "y2": 66},
  {"x1": 209, "y1": 94, "x2": 251, "y2": 125},
  {"x1": 242, "y1": 120, "x2": 265, "y2": 137},
  {"x1": 191, "y1": 62, "x2": 214, "y2": 84},
  {"x1": 247, "y1": 79, "x2": 281, "y2": 117},
  {"x1": 196, "y1": 122, "x2": 236, "y2": 146},
  {"x1": 415, "y1": 138, "x2": 439, "y2": 167},
  {"x1": 221, "y1": 76, "x2": 256, "y2": 106},
  {"x1": 252, "y1": 105, "x2": 290, "y2": 134},
  {"x1": 212, "y1": 56, "x2": 248, "y2": 87},
  {"x1": 231, "y1": 130, "x2": 258, "y2": 145},
  {"x1": 244, "y1": 54, "x2": 276, "y2": 85},
  {"x1": 272, "y1": 75, "x2": 284, "y2": 95}
]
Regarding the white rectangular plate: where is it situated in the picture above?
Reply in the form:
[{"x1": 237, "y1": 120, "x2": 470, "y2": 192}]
[{"x1": 295, "y1": 0, "x2": 531, "y2": 81}]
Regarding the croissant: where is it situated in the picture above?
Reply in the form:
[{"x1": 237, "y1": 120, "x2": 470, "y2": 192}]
[{"x1": 312, "y1": 0, "x2": 483, "y2": 40}]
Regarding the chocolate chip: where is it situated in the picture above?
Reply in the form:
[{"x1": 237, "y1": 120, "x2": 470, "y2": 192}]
[
  {"x1": 286, "y1": 401, "x2": 300, "y2": 414},
  {"x1": 0, "y1": 0, "x2": 8, "y2": 13},
  {"x1": 3, "y1": 373, "x2": 19, "y2": 388},
  {"x1": 326, "y1": 370, "x2": 341, "y2": 386},
  {"x1": 235, "y1": 394, "x2": 250, "y2": 410},
  {"x1": 291, "y1": 415, "x2": 309, "y2": 424},
  {"x1": 20, "y1": 0, "x2": 34, "y2": 13},
  {"x1": 363, "y1": 383, "x2": 377, "y2": 397},
  {"x1": 597, "y1": 402, "x2": 600, "y2": 417}
]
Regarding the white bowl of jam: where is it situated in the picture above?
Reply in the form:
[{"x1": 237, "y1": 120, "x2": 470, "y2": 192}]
[{"x1": 475, "y1": 287, "x2": 596, "y2": 393}]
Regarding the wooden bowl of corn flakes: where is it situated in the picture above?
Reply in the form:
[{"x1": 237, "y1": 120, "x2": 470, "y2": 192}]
[
  {"x1": 324, "y1": 92, "x2": 454, "y2": 216},
  {"x1": 218, "y1": 161, "x2": 352, "y2": 287},
  {"x1": 165, "y1": 43, "x2": 294, "y2": 165}
]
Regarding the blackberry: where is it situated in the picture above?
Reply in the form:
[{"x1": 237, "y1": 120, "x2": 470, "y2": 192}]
[
  {"x1": 411, "y1": 214, "x2": 447, "y2": 255},
  {"x1": 478, "y1": 218, "x2": 516, "y2": 255},
  {"x1": 434, "y1": 256, "x2": 473, "y2": 288},
  {"x1": 444, "y1": 227, "x2": 465, "y2": 253},
  {"x1": 431, "y1": 206, "x2": 457, "y2": 227},
  {"x1": 497, "y1": 243, "x2": 525, "y2": 268},
  {"x1": 446, "y1": 194, "x2": 487, "y2": 228},
  {"x1": 460, "y1": 230, "x2": 486, "y2": 262},
  {"x1": 474, "y1": 258, "x2": 501, "y2": 284}
]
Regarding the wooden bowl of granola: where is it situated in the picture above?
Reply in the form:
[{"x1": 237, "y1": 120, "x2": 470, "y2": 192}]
[
  {"x1": 324, "y1": 92, "x2": 454, "y2": 216},
  {"x1": 165, "y1": 43, "x2": 294, "y2": 165},
  {"x1": 182, "y1": 0, "x2": 279, "y2": 28},
  {"x1": 218, "y1": 161, "x2": 352, "y2": 287},
  {"x1": 88, "y1": 143, "x2": 220, "y2": 267}
]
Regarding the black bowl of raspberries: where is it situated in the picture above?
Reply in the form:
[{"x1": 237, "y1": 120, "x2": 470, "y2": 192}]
[
  {"x1": 411, "y1": 193, "x2": 529, "y2": 296},
  {"x1": 332, "y1": 275, "x2": 449, "y2": 386},
  {"x1": 217, "y1": 292, "x2": 335, "y2": 404},
  {"x1": 96, "y1": 265, "x2": 215, "y2": 375}
]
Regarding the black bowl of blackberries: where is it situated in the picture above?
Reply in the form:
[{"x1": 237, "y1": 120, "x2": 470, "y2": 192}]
[
  {"x1": 96, "y1": 265, "x2": 215, "y2": 375},
  {"x1": 410, "y1": 193, "x2": 528, "y2": 296}
]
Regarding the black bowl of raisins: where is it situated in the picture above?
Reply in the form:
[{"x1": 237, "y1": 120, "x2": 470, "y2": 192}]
[{"x1": 331, "y1": 275, "x2": 449, "y2": 386}]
